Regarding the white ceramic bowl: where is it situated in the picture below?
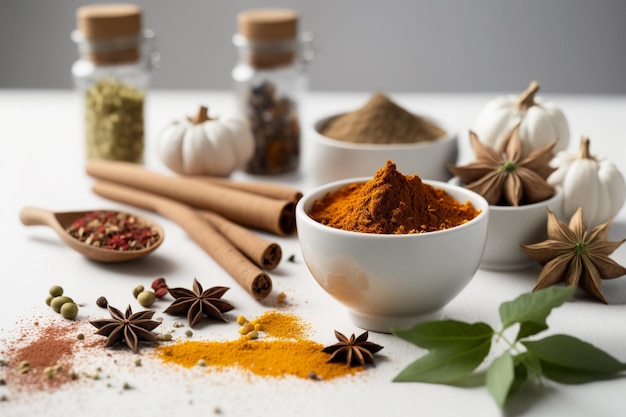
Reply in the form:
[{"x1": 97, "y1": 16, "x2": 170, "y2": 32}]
[
  {"x1": 480, "y1": 188, "x2": 563, "y2": 271},
  {"x1": 448, "y1": 177, "x2": 563, "y2": 271},
  {"x1": 306, "y1": 114, "x2": 458, "y2": 186},
  {"x1": 295, "y1": 178, "x2": 489, "y2": 333}
]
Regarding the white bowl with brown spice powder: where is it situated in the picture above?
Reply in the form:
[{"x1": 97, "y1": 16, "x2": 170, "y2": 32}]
[
  {"x1": 296, "y1": 161, "x2": 489, "y2": 333},
  {"x1": 307, "y1": 92, "x2": 458, "y2": 185}
]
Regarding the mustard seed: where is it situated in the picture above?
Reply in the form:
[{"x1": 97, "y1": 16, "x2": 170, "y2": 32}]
[
  {"x1": 49, "y1": 285, "x2": 64, "y2": 297},
  {"x1": 61, "y1": 302, "x2": 79, "y2": 320},
  {"x1": 50, "y1": 296, "x2": 73, "y2": 313},
  {"x1": 132, "y1": 285, "x2": 144, "y2": 298},
  {"x1": 137, "y1": 290, "x2": 156, "y2": 307}
]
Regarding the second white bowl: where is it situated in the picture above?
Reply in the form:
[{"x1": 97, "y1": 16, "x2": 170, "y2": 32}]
[{"x1": 307, "y1": 114, "x2": 458, "y2": 186}]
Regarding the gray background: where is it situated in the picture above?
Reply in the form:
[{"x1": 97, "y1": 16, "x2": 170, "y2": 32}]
[{"x1": 1, "y1": 0, "x2": 625, "y2": 93}]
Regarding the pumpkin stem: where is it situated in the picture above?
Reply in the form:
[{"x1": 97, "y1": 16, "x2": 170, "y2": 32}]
[
  {"x1": 515, "y1": 80, "x2": 540, "y2": 111},
  {"x1": 189, "y1": 106, "x2": 214, "y2": 124},
  {"x1": 578, "y1": 136, "x2": 593, "y2": 160}
]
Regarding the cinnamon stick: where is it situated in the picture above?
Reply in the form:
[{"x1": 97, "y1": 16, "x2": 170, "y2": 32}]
[
  {"x1": 91, "y1": 180, "x2": 273, "y2": 300},
  {"x1": 86, "y1": 160, "x2": 295, "y2": 236},
  {"x1": 190, "y1": 176, "x2": 302, "y2": 203},
  {"x1": 197, "y1": 210, "x2": 282, "y2": 270}
]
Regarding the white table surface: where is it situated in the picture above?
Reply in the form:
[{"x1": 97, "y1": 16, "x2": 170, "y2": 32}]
[{"x1": 1, "y1": 89, "x2": 625, "y2": 417}]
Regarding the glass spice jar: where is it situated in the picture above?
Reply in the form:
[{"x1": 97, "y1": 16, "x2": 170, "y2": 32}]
[
  {"x1": 232, "y1": 8, "x2": 314, "y2": 175},
  {"x1": 71, "y1": 3, "x2": 160, "y2": 163}
]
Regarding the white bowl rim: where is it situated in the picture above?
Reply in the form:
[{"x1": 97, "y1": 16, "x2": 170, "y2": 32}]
[
  {"x1": 297, "y1": 177, "x2": 489, "y2": 239},
  {"x1": 312, "y1": 112, "x2": 458, "y2": 151}
]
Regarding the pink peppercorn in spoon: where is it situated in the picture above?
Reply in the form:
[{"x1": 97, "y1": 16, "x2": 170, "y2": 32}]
[{"x1": 19, "y1": 206, "x2": 164, "y2": 262}]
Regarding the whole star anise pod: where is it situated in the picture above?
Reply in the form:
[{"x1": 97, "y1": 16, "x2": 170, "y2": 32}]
[
  {"x1": 521, "y1": 207, "x2": 626, "y2": 303},
  {"x1": 449, "y1": 126, "x2": 556, "y2": 206},
  {"x1": 163, "y1": 278, "x2": 234, "y2": 327},
  {"x1": 90, "y1": 305, "x2": 161, "y2": 353},
  {"x1": 322, "y1": 330, "x2": 383, "y2": 367}
]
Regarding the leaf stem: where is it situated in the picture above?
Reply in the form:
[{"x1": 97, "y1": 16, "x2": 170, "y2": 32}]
[{"x1": 495, "y1": 329, "x2": 523, "y2": 355}]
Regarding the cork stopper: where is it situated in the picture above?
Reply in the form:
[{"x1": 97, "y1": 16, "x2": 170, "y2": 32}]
[
  {"x1": 76, "y1": 4, "x2": 142, "y2": 65},
  {"x1": 237, "y1": 9, "x2": 299, "y2": 69},
  {"x1": 238, "y1": 9, "x2": 298, "y2": 41}
]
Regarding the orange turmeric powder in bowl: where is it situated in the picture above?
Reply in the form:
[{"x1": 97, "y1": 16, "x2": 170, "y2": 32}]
[
  {"x1": 309, "y1": 160, "x2": 480, "y2": 234},
  {"x1": 295, "y1": 161, "x2": 489, "y2": 333}
]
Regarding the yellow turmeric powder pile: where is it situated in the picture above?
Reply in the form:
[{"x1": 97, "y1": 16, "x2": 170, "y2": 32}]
[
  {"x1": 259, "y1": 310, "x2": 310, "y2": 339},
  {"x1": 154, "y1": 310, "x2": 361, "y2": 380},
  {"x1": 309, "y1": 160, "x2": 480, "y2": 234}
]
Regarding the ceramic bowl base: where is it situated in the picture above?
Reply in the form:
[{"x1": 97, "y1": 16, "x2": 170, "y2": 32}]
[{"x1": 349, "y1": 309, "x2": 443, "y2": 334}]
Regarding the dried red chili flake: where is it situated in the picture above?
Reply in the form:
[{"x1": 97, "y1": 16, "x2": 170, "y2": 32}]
[
  {"x1": 65, "y1": 211, "x2": 160, "y2": 252},
  {"x1": 151, "y1": 277, "x2": 168, "y2": 298},
  {"x1": 151, "y1": 277, "x2": 167, "y2": 290}
]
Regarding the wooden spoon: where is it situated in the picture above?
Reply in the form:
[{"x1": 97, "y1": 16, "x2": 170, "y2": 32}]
[{"x1": 19, "y1": 206, "x2": 164, "y2": 262}]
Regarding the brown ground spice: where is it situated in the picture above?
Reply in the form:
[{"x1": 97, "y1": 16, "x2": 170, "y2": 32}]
[
  {"x1": 320, "y1": 92, "x2": 446, "y2": 144},
  {"x1": 309, "y1": 160, "x2": 480, "y2": 234}
]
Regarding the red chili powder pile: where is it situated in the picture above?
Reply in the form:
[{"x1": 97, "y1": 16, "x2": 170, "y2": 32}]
[{"x1": 1, "y1": 316, "x2": 101, "y2": 395}]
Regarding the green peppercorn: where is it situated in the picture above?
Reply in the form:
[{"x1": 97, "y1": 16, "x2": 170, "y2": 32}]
[
  {"x1": 60, "y1": 302, "x2": 79, "y2": 320},
  {"x1": 49, "y1": 285, "x2": 63, "y2": 297},
  {"x1": 50, "y1": 296, "x2": 74, "y2": 313},
  {"x1": 132, "y1": 285, "x2": 145, "y2": 298},
  {"x1": 77, "y1": 333, "x2": 85, "y2": 340},
  {"x1": 45, "y1": 295, "x2": 53, "y2": 306},
  {"x1": 137, "y1": 290, "x2": 156, "y2": 307}
]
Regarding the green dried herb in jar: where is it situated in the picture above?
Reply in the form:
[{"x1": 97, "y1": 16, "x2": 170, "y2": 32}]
[
  {"x1": 85, "y1": 78, "x2": 144, "y2": 162},
  {"x1": 71, "y1": 3, "x2": 159, "y2": 163}
]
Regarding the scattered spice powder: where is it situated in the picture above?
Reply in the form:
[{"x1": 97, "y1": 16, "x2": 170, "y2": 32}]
[
  {"x1": 320, "y1": 92, "x2": 446, "y2": 144},
  {"x1": 1, "y1": 318, "x2": 101, "y2": 395},
  {"x1": 65, "y1": 210, "x2": 160, "y2": 251},
  {"x1": 155, "y1": 311, "x2": 361, "y2": 380},
  {"x1": 258, "y1": 310, "x2": 309, "y2": 339},
  {"x1": 309, "y1": 160, "x2": 480, "y2": 234}
]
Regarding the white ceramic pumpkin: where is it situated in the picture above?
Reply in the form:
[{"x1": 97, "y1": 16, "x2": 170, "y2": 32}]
[
  {"x1": 548, "y1": 136, "x2": 626, "y2": 228},
  {"x1": 156, "y1": 106, "x2": 254, "y2": 176},
  {"x1": 472, "y1": 81, "x2": 570, "y2": 157}
]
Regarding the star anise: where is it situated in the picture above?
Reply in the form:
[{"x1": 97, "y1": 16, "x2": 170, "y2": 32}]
[
  {"x1": 448, "y1": 126, "x2": 556, "y2": 206},
  {"x1": 521, "y1": 207, "x2": 626, "y2": 303},
  {"x1": 89, "y1": 305, "x2": 161, "y2": 353},
  {"x1": 322, "y1": 330, "x2": 384, "y2": 367},
  {"x1": 163, "y1": 278, "x2": 234, "y2": 327}
]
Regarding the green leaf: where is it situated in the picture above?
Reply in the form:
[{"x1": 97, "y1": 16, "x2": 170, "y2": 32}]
[
  {"x1": 499, "y1": 286, "x2": 575, "y2": 340},
  {"x1": 392, "y1": 320, "x2": 494, "y2": 350},
  {"x1": 522, "y1": 334, "x2": 626, "y2": 384},
  {"x1": 509, "y1": 358, "x2": 530, "y2": 398},
  {"x1": 486, "y1": 352, "x2": 515, "y2": 408},
  {"x1": 515, "y1": 351, "x2": 542, "y2": 381},
  {"x1": 393, "y1": 339, "x2": 491, "y2": 384}
]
